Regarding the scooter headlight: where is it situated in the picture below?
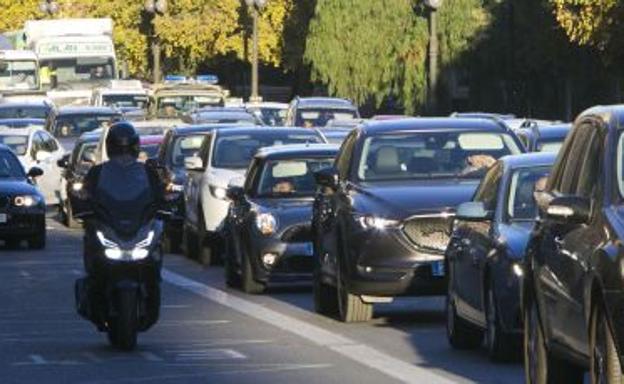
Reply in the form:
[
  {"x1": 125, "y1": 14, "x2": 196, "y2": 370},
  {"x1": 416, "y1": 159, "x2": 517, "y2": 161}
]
[{"x1": 97, "y1": 230, "x2": 155, "y2": 261}]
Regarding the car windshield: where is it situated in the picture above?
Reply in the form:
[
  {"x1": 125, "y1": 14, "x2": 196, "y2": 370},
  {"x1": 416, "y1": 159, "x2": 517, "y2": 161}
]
[
  {"x1": 357, "y1": 131, "x2": 522, "y2": 181},
  {"x1": 257, "y1": 158, "x2": 335, "y2": 197},
  {"x1": 102, "y1": 94, "x2": 148, "y2": 110},
  {"x1": 295, "y1": 108, "x2": 358, "y2": 127},
  {"x1": 194, "y1": 116, "x2": 257, "y2": 125},
  {"x1": 54, "y1": 114, "x2": 119, "y2": 137},
  {"x1": 73, "y1": 142, "x2": 97, "y2": 167},
  {"x1": 0, "y1": 60, "x2": 38, "y2": 91},
  {"x1": 537, "y1": 139, "x2": 564, "y2": 153},
  {"x1": 171, "y1": 134, "x2": 205, "y2": 166},
  {"x1": 212, "y1": 133, "x2": 323, "y2": 169},
  {"x1": 0, "y1": 150, "x2": 25, "y2": 178},
  {"x1": 251, "y1": 107, "x2": 286, "y2": 126},
  {"x1": 41, "y1": 57, "x2": 115, "y2": 89},
  {"x1": 507, "y1": 166, "x2": 551, "y2": 220},
  {"x1": 0, "y1": 106, "x2": 48, "y2": 119},
  {"x1": 157, "y1": 95, "x2": 224, "y2": 117},
  {"x1": 0, "y1": 134, "x2": 28, "y2": 156}
]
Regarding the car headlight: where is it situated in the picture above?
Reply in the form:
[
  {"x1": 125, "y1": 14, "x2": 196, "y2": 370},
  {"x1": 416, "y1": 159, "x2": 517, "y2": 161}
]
[
  {"x1": 256, "y1": 213, "x2": 277, "y2": 236},
  {"x1": 13, "y1": 195, "x2": 41, "y2": 207},
  {"x1": 357, "y1": 215, "x2": 400, "y2": 230},
  {"x1": 209, "y1": 185, "x2": 227, "y2": 200}
]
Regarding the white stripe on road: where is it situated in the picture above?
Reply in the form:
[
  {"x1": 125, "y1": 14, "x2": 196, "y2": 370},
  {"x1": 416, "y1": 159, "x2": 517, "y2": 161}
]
[{"x1": 162, "y1": 269, "x2": 458, "y2": 384}]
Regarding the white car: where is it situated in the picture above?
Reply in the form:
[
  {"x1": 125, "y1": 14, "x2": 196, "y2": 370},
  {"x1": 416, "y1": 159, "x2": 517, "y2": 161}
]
[
  {"x1": 0, "y1": 127, "x2": 65, "y2": 204},
  {"x1": 183, "y1": 126, "x2": 326, "y2": 265},
  {"x1": 91, "y1": 80, "x2": 149, "y2": 115}
]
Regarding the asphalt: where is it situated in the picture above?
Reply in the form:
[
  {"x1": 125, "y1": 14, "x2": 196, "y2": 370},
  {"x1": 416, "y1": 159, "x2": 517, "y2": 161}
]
[{"x1": 0, "y1": 217, "x2": 525, "y2": 384}]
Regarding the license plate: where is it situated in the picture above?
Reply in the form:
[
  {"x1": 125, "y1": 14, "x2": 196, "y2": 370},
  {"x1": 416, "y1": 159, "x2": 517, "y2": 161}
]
[
  {"x1": 0, "y1": 214, "x2": 7, "y2": 223},
  {"x1": 431, "y1": 261, "x2": 445, "y2": 277}
]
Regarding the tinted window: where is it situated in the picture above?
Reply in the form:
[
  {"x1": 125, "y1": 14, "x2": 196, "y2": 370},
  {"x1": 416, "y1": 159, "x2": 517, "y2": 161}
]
[
  {"x1": 576, "y1": 130, "x2": 601, "y2": 198},
  {"x1": 53, "y1": 114, "x2": 119, "y2": 137},
  {"x1": 257, "y1": 158, "x2": 335, "y2": 197},
  {"x1": 357, "y1": 131, "x2": 521, "y2": 182},
  {"x1": 0, "y1": 150, "x2": 25, "y2": 178},
  {"x1": 250, "y1": 107, "x2": 286, "y2": 126},
  {"x1": 0, "y1": 106, "x2": 48, "y2": 119},
  {"x1": 0, "y1": 134, "x2": 28, "y2": 155},
  {"x1": 507, "y1": 167, "x2": 551, "y2": 220},
  {"x1": 473, "y1": 163, "x2": 502, "y2": 211},
  {"x1": 40, "y1": 132, "x2": 58, "y2": 152},
  {"x1": 102, "y1": 94, "x2": 148, "y2": 109},
  {"x1": 557, "y1": 124, "x2": 594, "y2": 195},
  {"x1": 212, "y1": 132, "x2": 323, "y2": 169},
  {"x1": 171, "y1": 134, "x2": 205, "y2": 166},
  {"x1": 295, "y1": 108, "x2": 358, "y2": 127},
  {"x1": 336, "y1": 131, "x2": 357, "y2": 180},
  {"x1": 74, "y1": 142, "x2": 97, "y2": 167}
]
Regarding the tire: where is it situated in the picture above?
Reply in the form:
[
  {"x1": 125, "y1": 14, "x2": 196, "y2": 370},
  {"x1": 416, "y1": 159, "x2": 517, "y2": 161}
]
[
  {"x1": 28, "y1": 227, "x2": 46, "y2": 250},
  {"x1": 241, "y1": 247, "x2": 265, "y2": 294},
  {"x1": 183, "y1": 224, "x2": 197, "y2": 259},
  {"x1": 108, "y1": 289, "x2": 138, "y2": 351},
  {"x1": 523, "y1": 297, "x2": 584, "y2": 384},
  {"x1": 223, "y1": 233, "x2": 240, "y2": 288},
  {"x1": 336, "y1": 263, "x2": 372, "y2": 323},
  {"x1": 590, "y1": 303, "x2": 623, "y2": 384},
  {"x1": 64, "y1": 199, "x2": 80, "y2": 229},
  {"x1": 313, "y1": 266, "x2": 338, "y2": 316},
  {"x1": 197, "y1": 210, "x2": 215, "y2": 266},
  {"x1": 446, "y1": 294, "x2": 483, "y2": 349},
  {"x1": 485, "y1": 285, "x2": 517, "y2": 362}
]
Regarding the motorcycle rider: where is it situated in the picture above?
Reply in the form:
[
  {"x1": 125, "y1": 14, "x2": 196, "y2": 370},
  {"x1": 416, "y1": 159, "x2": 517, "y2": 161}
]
[{"x1": 76, "y1": 121, "x2": 169, "y2": 329}]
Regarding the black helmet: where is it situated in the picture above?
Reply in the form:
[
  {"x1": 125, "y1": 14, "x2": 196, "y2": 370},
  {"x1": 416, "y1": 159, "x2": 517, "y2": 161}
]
[{"x1": 106, "y1": 121, "x2": 140, "y2": 158}]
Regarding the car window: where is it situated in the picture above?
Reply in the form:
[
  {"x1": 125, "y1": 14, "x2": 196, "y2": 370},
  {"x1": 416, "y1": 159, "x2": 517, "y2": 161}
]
[
  {"x1": 507, "y1": 166, "x2": 551, "y2": 220},
  {"x1": 556, "y1": 123, "x2": 595, "y2": 195},
  {"x1": 473, "y1": 162, "x2": 503, "y2": 211},
  {"x1": 256, "y1": 158, "x2": 335, "y2": 197},
  {"x1": 53, "y1": 114, "x2": 119, "y2": 137},
  {"x1": 40, "y1": 131, "x2": 58, "y2": 152},
  {"x1": 295, "y1": 109, "x2": 358, "y2": 128},
  {"x1": 336, "y1": 131, "x2": 357, "y2": 180},
  {"x1": 30, "y1": 132, "x2": 43, "y2": 158},
  {"x1": 75, "y1": 142, "x2": 97, "y2": 167},
  {"x1": 0, "y1": 150, "x2": 26, "y2": 178},
  {"x1": 576, "y1": 129, "x2": 602, "y2": 199},
  {"x1": 0, "y1": 134, "x2": 28, "y2": 156},
  {"x1": 171, "y1": 134, "x2": 205, "y2": 166}
]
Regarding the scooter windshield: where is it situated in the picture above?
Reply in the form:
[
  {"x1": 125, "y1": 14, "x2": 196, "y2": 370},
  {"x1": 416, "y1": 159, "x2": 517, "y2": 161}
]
[{"x1": 95, "y1": 157, "x2": 154, "y2": 235}]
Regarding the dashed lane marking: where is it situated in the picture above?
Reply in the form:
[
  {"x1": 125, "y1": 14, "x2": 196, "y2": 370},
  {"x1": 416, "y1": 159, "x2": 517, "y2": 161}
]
[{"x1": 162, "y1": 269, "x2": 459, "y2": 384}]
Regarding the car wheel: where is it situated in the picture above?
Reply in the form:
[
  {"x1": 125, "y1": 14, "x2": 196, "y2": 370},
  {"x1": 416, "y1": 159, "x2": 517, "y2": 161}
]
[
  {"x1": 590, "y1": 302, "x2": 623, "y2": 384},
  {"x1": 523, "y1": 297, "x2": 584, "y2": 384},
  {"x1": 241, "y1": 246, "x2": 265, "y2": 294},
  {"x1": 197, "y1": 210, "x2": 215, "y2": 266},
  {"x1": 446, "y1": 294, "x2": 482, "y2": 349},
  {"x1": 183, "y1": 224, "x2": 198, "y2": 259},
  {"x1": 335, "y1": 259, "x2": 372, "y2": 323},
  {"x1": 223, "y1": 231, "x2": 240, "y2": 288},
  {"x1": 28, "y1": 227, "x2": 46, "y2": 250},
  {"x1": 64, "y1": 199, "x2": 80, "y2": 229},
  {"x1": 485, "y1": 284, "x2": 516, "y2": 361}
]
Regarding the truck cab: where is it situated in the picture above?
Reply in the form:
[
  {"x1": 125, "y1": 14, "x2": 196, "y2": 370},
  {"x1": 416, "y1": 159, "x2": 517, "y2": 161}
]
[{"x1": 0, "y1": 50, "x2": 40, "y2": 98}]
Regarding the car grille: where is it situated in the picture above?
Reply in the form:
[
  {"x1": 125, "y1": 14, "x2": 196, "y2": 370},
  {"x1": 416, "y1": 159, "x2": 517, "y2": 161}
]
[
  {"x1": 402, "y1": 216, "x2": 452, "y2": 253},
  {"x1": 0, "y1": 196, "x2": 9, "y2": 209},
  {"x1": 280, "y1": 224, "x2": 312, "y2": 243}
]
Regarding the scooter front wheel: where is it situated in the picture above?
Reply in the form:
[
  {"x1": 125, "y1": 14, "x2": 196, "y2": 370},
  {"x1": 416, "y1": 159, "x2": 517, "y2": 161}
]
[{"x1": 108, "y1": 289, "x2": 138, "y2": 351}]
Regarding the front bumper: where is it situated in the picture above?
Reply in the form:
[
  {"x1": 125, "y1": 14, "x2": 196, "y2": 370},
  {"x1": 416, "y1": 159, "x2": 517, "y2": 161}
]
[
  {"x1": 343, "y1": 226, "x2": 447, "y2": 297},
  {"x1": 0, "y1": 209, "x2": 45, "y2": 238}
]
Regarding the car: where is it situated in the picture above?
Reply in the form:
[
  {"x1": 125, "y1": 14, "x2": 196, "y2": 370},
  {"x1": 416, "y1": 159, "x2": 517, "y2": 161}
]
[
  {"x1": 0, "y1": 126, "x2": 65, "y2": 205},
  {"x1": 513, "y1": 123, "x2": 571, "y2": 153},
  {"x1": 57, "y1": 132, "x2": 100, "y2": 228},
  {"x1": 0, "y1": 100, "x2": 54, "y2": 120},
  {"x1": 0, "y1": 118, "x2": 46, "y2": 130},
  {"x1": 149, "y1": 79, "x2": 228, "y2": 120},
  {"x1": 183, "y1": 126, "x2": 326, "y2": 265},
  {"x1": 245, "y1": 101, "x2": 288, "y2": 126},
  {"x1": 312, "y1": 118, "x2": 525, "y2": 323},
  {"x1": 45, "y1": 106, "x2": 122, "y2": 150},
  {"x1": 522, "y1": 104, "x2": 624, "y2": 383},
  {"x1": 223, "y1": 144, "x2": 339, "y2": 293},
  {"x1": 182, "y1": 109, "x2": 261, "y2": 126},
  {"x1": 445, "y1": 152, "x2": 555, "y2": 361},
  {"x1": 318, "y1": 119, "x2": 363, "y2": 144},
  {"x1": 285, "y1": 97, "x2": 360, "y2": 128},
  {"x1": 91, "y1": 80, "x2": 149, "y2": 114},
  {"x1": 0, "y1": 145, "x2": 46, "y2": 249}
]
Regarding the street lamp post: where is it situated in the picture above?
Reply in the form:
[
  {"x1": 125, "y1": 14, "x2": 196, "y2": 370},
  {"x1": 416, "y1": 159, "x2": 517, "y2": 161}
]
[
  {"x1": 245, "y1": 0, "x2": 267, "y2": 103},
  {"x1": 39, "y1": 0, "x2": 59, "y2": 17},
  {"x1": 144, "y1": 0, "x2": 167, "y2": 84},
  {"x1": 424, "y1": 0, "x2": 443, "y2": 113}
]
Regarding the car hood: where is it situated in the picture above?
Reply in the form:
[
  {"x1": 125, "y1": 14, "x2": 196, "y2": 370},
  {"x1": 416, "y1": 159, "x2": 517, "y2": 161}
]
[
  {"x1": 251, "y1": 198, "x2": 314, "y2": 227},
  {"x1": 0, "y1": 178, "x2": 40, "y2": 196},
  {"x1": 498, "y1": 221, "x2": 534, "y2": 260},
  {"x1": 207, "y1": 167, "x2": 246, "y2": 188},
  {"x1": 352, "y1": 179, "x2": 479, "y2": 218}
]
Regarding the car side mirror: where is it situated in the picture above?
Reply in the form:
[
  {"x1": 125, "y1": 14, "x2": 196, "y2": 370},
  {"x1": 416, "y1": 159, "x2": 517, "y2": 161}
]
[
  {"x1": 184, "y1": 156, "x2": 204, "y2": 171},
  {"x1": 314, "y1": 166, "x2": 339, "y2": 189},
  {"x1": 546, "y1": 195, "x2": 590, "y2": 224},
  {"x1": 57, "y1": 153, "x2": 70, "y2": 168},
  {"x1": 27, "y1": 166, "x2": 44, "y2": 178},
  {"x1": 456, "y1": 201, "x2": 493, "y2": 221},
  {"x1": 35, "y1": 151, "x2": 51, "y2": 162},
  {"x1": 82, "y1": 151, "x2": 96, "y2": 164}
]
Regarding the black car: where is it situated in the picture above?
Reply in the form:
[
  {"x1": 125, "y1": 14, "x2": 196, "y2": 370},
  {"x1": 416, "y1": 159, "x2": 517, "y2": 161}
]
[
  {"x1": 446, "y1": 152, "x2": 555, "y2": 361},
  {"x1": 57, "y1": 132, "x2": 100, "y2": 228},
  {"x1": 0, "y1": 145, "x2": 46, "y2": 248},
  {"x1": 154, "y1": 125, "x2": 224, "y2": 252},
  {"x1": 223, "y1": 144, "x2": 338, "y2": 293},
  {"x1": 0, "y1": 100, "x2": 54, "y2": 120},
  {"x1": 514, "y1": 123, "x2": 571, "y2": 153},
  {"x1": 45, "y1": 106, "x2": 122, "y2": 150},
  {"x1": 312, "y1": 118, "x2": 525, "y2": 322},
  {"x1": 522, "y1": 105, "x2": 624, "y2": 383}
]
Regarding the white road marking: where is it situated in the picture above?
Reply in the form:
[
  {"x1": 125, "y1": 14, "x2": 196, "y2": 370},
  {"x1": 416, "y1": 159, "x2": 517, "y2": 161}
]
[
  {"x1": 19, "y1": 270, "x2": 31, "y2": 278},
  {"x1": 162, "y1": 269, "x2": 460, "y2": 384},
  {"x1": 174, "y1": 348, "x2": 246, "y2": 361},
  {"x1": 157, "y1": 319, "x2": 230, "y2": 327},
  {"x1": 12, "y1": 354, "x2": 82, "y2": 366},
  {"x1": 83, "y1": 352, "x2": 103, "y2": 363},
  {"x1": 161, "y1": 304, "x2": 190, "y2": 309},
  {"x1": 139, "y1": 352, "x2": 163, "y2": 362},
  {"x1": 165, "y1": 339, "x2": 272, "y2": 351}
]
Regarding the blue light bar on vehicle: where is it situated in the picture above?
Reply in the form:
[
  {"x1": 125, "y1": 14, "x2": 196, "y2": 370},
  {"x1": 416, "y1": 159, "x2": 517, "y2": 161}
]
[
  {"x1": 196, "y1": 74, "x2": 219, "y2": 85},
  {"x1": 164, "y1": 75, "x2": 188, "y2": 83}
]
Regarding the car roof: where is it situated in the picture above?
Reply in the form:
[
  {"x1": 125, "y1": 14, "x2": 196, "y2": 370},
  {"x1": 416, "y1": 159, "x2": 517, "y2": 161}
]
[
  {"x1": 532, "y1": 123, "x2": 571, "y2": 139},
  {"x1": 191, "y1": 111, "x2": 255, "y2": 119},
  {"x1": 245, "y1": 102, "x2": 288, "y2": 109},
  {"x1": 499, "y1": 152, "x2": 557, "y2": 169},
  {"x1": 577, "y1": 104, "x2": 624, "y2": 127},
  {"x1": 296, "y1": 97, "x2": 356, "y2": 109},
  {"x1": 255, "y1": 144, "x2": 340, "y2": 160},
  {"x1": 57, "y1": 106, "x2": 120, "y2": 115},
  {"x1": 360, "y1": 117, "x2": 511, "y2": 135},
  {"x1": 170, "y1": 123, "x2": 247, "y2": 136},
  {"x1": 214, "y1": 126, "x2": 322, "y2": 138},
  {"x1": 450, "y1": 112, "x2": 516, "y2": 120},
  {"x1": 0, "y1": 118, "x2": 45, "y2": 125}
]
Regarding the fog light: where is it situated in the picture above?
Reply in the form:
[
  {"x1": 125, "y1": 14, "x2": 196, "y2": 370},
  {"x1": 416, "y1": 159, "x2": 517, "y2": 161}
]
[{"x1": 262, "y1": 253, "x2": 277, "y2": 267}]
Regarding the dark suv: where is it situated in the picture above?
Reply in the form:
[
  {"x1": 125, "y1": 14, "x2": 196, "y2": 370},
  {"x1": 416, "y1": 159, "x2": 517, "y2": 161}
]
[
  {"x1": 523, "y1": 104, "x2": 624, "y2": 383},
  {"x1": 312, "y1": 118, "x2": 524, "y2": 322}
]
